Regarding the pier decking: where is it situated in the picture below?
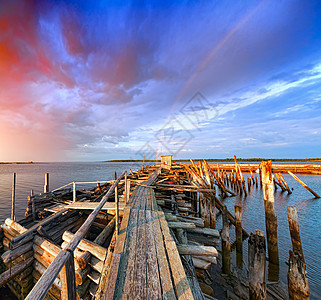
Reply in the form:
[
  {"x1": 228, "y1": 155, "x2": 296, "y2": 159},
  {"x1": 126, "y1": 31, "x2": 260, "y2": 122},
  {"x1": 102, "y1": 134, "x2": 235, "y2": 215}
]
[{"x1": 103, "y1": 169, "x2": 194, "y2": 299}]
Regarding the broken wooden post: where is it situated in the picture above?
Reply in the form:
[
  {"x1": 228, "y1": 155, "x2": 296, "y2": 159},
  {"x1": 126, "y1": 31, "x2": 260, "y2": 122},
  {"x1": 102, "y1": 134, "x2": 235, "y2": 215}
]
[
  {"x1": 288, "y1": 250, "x2": 309, "y2": 300},
  {"x1": 97, "y1": 181, "x2": 102, "y2": 194},
  {"x1": 11, "y1": 173, "x2": 16, "y2": 221},
  {"x1": 235, "y1": 205, "x2": 243, "y2": 268},
  {"x1": 288, "y1": 171, "x2": 320, "y2": 198},
  {"x1": 44, "y1": 173, "x2": 49, "y2": 193},
  {"x1": 221, "y1": 205, "x2": 230, "y2": 275},
  {"x1": 261, "y1": 161, "x2": 279, "y2": 277},
  {"x1": 72, "y1": 182, "x2": 77, "y2": 202},
  {"x1": 287, "y1": 206, "x2": 305, "y2": 266},
  {"x1": 115, "y1": 183, "x2": 119, "y2": 235},
  {"x1": 248, "y1": 230, "x2": 266, "y2": 300}
]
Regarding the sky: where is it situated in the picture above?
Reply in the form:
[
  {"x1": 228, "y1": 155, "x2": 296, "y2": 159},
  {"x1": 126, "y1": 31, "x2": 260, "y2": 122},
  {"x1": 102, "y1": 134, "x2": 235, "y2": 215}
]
[{"x1": 1, "y1": 0, "x2": 321, "y2": 161}]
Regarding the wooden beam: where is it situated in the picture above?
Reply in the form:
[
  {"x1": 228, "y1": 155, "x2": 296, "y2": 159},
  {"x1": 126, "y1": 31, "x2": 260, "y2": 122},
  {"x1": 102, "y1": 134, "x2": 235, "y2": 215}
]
[{"x1": 288, "y1": 171, "x2": 320, "y2": 198}]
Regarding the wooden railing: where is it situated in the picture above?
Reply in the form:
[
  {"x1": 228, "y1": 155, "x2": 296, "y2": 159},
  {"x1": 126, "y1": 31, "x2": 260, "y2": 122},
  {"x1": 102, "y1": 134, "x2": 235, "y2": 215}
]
[{"x1": 25, "y1": 170, "x2": 127, "y2": 300}]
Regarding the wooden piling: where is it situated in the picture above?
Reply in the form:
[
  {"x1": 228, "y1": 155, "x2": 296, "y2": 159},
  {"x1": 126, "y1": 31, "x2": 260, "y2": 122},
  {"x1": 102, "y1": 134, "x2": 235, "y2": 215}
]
[
  {"x1": 11, "y1": 173, "x2": 16, "y2": 221},
  {"x1": 72, "y1": 182, "x2": 76, "y2": 202},
  {"x1": 288, "y1": 171, "x2": 320, "y2": 198},
  {"x1": 288, "y1": 250, "x2": 309, "y2": 300},
  {"x1": 261, "y1": 161, "x2": 279, "y2": 268},
  {"x1": 248, "y1": 230, "x2": 266, "y2": 300},
  {"x1": 235, "y1": 205, "x2": 243, "y2": 268},
  {"x1": 287, "y1": 206, "x2": 305, "y2": 266},
  {"x1": 221, "y1": 205, "x2": 230, "y2": 275},
  {"x1": 44, "y1": 173, "x2": 49, "y2": 193},
  {"x1": 209, "y1": 197, "x2": 216, "y2": 229},
  {"x1": 115, "y1": 184, "x2": 119, "y2": 235}
]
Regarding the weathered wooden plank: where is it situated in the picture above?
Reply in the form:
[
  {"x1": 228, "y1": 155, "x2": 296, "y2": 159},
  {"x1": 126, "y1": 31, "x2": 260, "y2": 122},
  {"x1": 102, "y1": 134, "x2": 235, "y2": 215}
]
[
  {"x1": 152, "y1": 210, "x2": 176, "y2": 299},
  {"x1": 122, "y1": 209, "x2": 139, "y2": 297},
  {"x1": 60, "y1": 251, "x2": 77, "y2": 300},
  {"x1": 131, "y1": 209, "x2": 147, "y2": 299},
  {"x1": 158, "y1": 210, "x2": 194, "y2": 299},
  {"x1": 145, "y1": 210, "x2": 162, "y2": 299}
]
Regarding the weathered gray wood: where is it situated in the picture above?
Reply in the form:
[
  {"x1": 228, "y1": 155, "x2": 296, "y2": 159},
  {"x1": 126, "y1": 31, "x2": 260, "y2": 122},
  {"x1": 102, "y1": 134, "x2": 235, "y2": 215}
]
[
  {"x1": 287, "y1": 206, "x2": 305, "y2": 264},
  {"x1": 167, "y1": 221, "x2": 196, "y2": 229},
  {"x1": 60, "y1": 251, "x2": 77, "y2": 300},
  {"x1": 221, "y1": 205, "x2": 230, "y2": 275},
  {"x1": 11, "y1": 173, "x2": 16, "y2": 221},
  {"x1": 288, "y1": 250, "x2": 309, "y2": 300},
  {"x1": 77, "y1": 217, "x2": 115, "y2": 269},
  {"x1": 248, "y1": 230, "x2": 266, "y2": 300},
  {"x1": 115, "y1": 185, "x2": 119, "y2": 235},
  {"x1": 0, "y1": 257, "x2": 33, "y2": 288},
  {"x1": 186, "y1": 227, "x2": 219, "y2": 237},
  {"x1": 1, "y1": 241, "x2": 33, "y2": 263},
  {"x1": 177, "y1": 244, "x2": 218, "y2": 257},
  {"x1": 44, "y1": 173, "x2": 49, "y2": 193},
  {"x1": 25, "y1": 171, "x2": 126, "y2": 300},
  {"x1": 262, "y1": 161, "x2": 279, "y2": 268},
  {"x1": 62, "y1": 231, "x2": 107, "y2": 261}
]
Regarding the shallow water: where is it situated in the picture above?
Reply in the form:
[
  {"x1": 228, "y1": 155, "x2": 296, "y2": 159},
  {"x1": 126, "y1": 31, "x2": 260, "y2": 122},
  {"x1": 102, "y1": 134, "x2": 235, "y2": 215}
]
[
  {"x1": 0, "y1": 163, "x2": 320, "y2": 298},
  {"x1": 222, "y1": 173, "x2": 321, "y2": 299}
]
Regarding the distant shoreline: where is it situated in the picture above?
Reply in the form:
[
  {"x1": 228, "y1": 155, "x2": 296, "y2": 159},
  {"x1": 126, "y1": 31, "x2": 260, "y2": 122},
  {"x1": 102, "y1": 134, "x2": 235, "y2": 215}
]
[{"x1": 103, "y1": 158, "x2": 321, "y2": 163}]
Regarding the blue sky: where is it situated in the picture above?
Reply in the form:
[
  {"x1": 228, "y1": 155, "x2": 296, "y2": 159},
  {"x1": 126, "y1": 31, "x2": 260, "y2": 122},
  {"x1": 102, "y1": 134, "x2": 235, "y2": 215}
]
[{"x1": 0, "y1": 0, "x2": 321, "y2": 161}]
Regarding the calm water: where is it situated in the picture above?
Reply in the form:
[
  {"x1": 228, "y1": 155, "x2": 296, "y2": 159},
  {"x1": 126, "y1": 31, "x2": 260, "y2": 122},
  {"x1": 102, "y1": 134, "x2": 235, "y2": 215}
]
[
  {"x1": 0, "y1": 162, "x2": 146, "y2": 222},
  {"x1": 0, "y1": 163, "x2": 320, "y2": 297},
  {"x1": 223, "y1": 173, "x2": 321, "y2": 299}
]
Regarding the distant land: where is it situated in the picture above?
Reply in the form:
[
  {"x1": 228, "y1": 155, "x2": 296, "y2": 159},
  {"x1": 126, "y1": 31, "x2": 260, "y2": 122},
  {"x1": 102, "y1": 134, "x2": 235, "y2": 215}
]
[
  {"x1": 103, "y1": 158, "x2": 321, "y2": 163},
  {"x1": 0, "y1": 161, "x2": 35, "y2": 164}
]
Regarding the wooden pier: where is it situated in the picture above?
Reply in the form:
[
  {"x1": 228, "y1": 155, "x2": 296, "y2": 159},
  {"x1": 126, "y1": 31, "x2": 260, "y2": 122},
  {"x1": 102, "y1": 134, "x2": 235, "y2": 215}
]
[{"x1": 0, "y1": 158, "x2": 318, "y2": 299}]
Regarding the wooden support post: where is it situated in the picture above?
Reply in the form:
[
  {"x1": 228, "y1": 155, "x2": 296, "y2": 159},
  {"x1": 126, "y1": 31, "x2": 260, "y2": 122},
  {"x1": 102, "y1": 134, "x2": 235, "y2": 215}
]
[
  {"x1": 126, "y1": 180, "x2": 131, "y2": 203},
  {"x1": 97, "y1": 181, "x2": 102, "y2": 194},
  {"x1": 261, "y1": 161, "x2": 279, "y2": 280},
  {"x1": 44, "y1": 173, "x2": 49, "y2": 193},
  {"x1": 288, "y1": 171, "x2": 320, "y2": 198},
  {"x1": 235, "y1": 205, "x2": 243, "y2": 268},
  {"x1": 200, "y1": 193, "x2": 209, "y2": 228},
  {"x1": 29, "y1": 190, "x2": 36, "y2": 221},
  {"x1": 221, "y1": 205, "x2": 230, "y2": 275},
  {"x1": 124, "y1": 172, "x2": 128, "y2": 202},
  {"x1": 248, "y1": 230, "x2": 266, "y2": 300},
  {"x1": 73, "y1": 182, "x2": 76, "y2": 202},
  {"x1": 115, "y1": 184, "x2": 119, "y2": 235},
  {"x1": 255, "y1": 176, "x2": 258, "y2": 187},
  {"x1": 248, "y1": 177, "x2": 251, "y2": 191},
  {"x1": 287, "y1": 206, "x2": 305, "y2": 266},
  {"x1": 288, "y1": 250, "x2": 309, "y2": 300},
  {"x1": 209, "y1": 197, "x2": 216, "y2": 229},
  {"x1": 60, "y1": 250, "x2": 77, "y2": 300},
  {"x1": 11, "y1": 173, "x2": 16, "y2": 221}
]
